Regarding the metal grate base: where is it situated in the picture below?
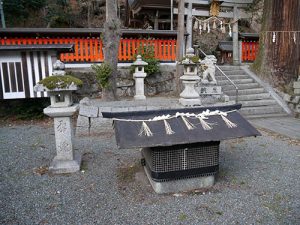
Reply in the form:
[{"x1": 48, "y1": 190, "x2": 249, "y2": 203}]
[{"x1": 141, "y1": 141, "x2": 220, "y2": 182}]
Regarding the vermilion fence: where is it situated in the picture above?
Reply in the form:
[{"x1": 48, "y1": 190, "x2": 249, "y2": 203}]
[
  {"x1": 0, "y1": 37, "x2": 177, "y2": 62},
  {"x1": 242, "y1": 41, "x2": 259, "y2": 62}
]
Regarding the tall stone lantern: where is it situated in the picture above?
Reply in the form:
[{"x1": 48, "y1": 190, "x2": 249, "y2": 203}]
[
  {"x1": 179, "y1": 48, "x2": 201, "y2": 106},
  {"x1": 133, "y1": 55, "x2": 148, "y2": 100},
  {"x1": 34, "y1": 60, "x2": 82, "y2": 174}
]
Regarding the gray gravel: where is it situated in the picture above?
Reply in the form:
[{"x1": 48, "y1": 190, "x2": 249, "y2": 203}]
[{"x1": 0, "y1": 122, "x2": 299, "y2": 225}]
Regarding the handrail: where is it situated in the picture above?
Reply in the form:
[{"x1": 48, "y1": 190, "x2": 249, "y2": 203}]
[{"x1": 198, "y1": 48, "x2": 239, "y2": 103}]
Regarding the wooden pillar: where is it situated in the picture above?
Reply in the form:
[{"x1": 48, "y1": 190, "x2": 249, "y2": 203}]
[
  {"x1": 175, "y1": 0, "x2": 185, "y2": 95},
  {"x1": 171, "y1": 0, "x2": 174, "y2": 30},
  {"x1": 186, "y1": 1, "x2": 193, "y2": 49},
  {"x1": 232, "y1": 5, "x2": 239, "y2": 65}
]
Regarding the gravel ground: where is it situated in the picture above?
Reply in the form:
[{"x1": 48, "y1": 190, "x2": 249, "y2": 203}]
[{"x1": 0, "y1": 121, "x2": 299, "y2": 225}]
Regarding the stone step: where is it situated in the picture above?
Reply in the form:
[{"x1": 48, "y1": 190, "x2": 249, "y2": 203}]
[
  {"x1": 239, "y1": 99, "x2": 278, "y2": 107},
  {"x1": 245, "y1": 113, "x2": 289, "y2": 119},
  {"x1": 230, "y1": 93, "x2": 271, "y2": 101},
  {"x1": 216, "y1": 70, "x2": 246, "y2": 75},
  {"x1": 217, "y1": 75, "x2": 250, "y2": 80},
  {"x1": 217, "y1": 66, "x2": 241, "y2": 71},
  {"x1": 217, "y1": 78, "x2": 254, "y2": 85},
  {"x1": 225, "y1": 88, "x2": 266, "y2": 95},
  {"x1": 222, "y1": 83, "x2": 260, "y2": 91},
  {"x1": 240, "y1": 106, "x2": 284, "y2": 115}
]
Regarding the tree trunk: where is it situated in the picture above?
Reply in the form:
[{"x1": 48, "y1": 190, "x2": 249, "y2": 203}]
[
  {"x1": 87, "y1": 1, "x2": 91, "y2": 28},
  {"x1": 253, "y1": 0, "x2": 300, "y2": 91},
  {"x1": 102, "y1": 0, "x2": 121, "y2": 100},
  {"x1": 175, "y1": 0, "x2": 185, "y2": 95}
]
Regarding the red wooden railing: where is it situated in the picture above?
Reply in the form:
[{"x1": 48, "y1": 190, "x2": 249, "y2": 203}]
[
  {"x1": 242, "y1": 41, "x2": 259, "y2": 62},
  {"x1": 0, "y1": 37, "x2": 177, "y2": 62}
]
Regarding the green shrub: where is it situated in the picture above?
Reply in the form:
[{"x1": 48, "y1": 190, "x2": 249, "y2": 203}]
[
  {"x1": 131, "y1": 45, "x2": 160, "y2": 76},
  {"x1": 91, "y1": 63, "x2": 112, "y2": 88}
]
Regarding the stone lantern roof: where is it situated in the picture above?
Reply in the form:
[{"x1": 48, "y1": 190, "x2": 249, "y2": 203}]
[{"x1": 132, "y1": 55, "x2": 148, "y2": 66}]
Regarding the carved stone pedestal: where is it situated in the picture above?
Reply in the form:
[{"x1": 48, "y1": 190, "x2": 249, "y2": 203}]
[
  {"x1": 44, "y1": 105, "x2": 81, "y2": 174},
  {"x1": 179, "y1": 75, "x2": 201, "y2": 106},
  {"x1": 133, "y1": 55, "x2": 148, "y2": 100},
  {"x1": 134, "y1": 72, "x2": 147, "y2": 100}
]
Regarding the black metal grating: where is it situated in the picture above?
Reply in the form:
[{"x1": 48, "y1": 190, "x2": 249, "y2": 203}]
[{"x1": 142, "y1": 141, "x2": 220, "y2": 181}]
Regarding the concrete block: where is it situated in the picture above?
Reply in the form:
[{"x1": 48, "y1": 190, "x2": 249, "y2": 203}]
[
  {"x1": 111, "y1": 107, "x2": 129, "y2": 112},
  {"x1": 76, "y1": 115, "x2": 90, "y2": 127},
  {"x1": 90, "y1": 117, "x2": 113, "y2": 135},
  {"x1": 128, "y1": 106, "x2": 147, "y2": 112},
  {"x1": 198, "y1": 86, "x2": 222, "y2": 95},
  {"x1": 79, "y1": 105, "x2": 98, "y2": 118},
  {"x1": 98, "y1": 106, "x2": 112, "y2": 114},
  {"x1": 144, "y1": 167, "x2": 214, "y2": 194},
  {"x1": 145, "y1": 106, "x2": 161, "y2": 111},
  {"x1": 90, "y1": 117, "x2": 112, "y2": 129}
]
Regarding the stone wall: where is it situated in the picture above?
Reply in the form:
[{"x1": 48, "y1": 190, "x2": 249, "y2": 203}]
[{"x1": 68, "y1": 64, "x2": 177, "y2": 99}]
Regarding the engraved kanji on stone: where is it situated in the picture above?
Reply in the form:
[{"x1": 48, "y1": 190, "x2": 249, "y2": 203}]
[
  {"x1": 57, "y1": 141, "x2": 70, "y2": 153},
  {"x1": 57, "y1": 120, "x2": 67, "y2": 133}
]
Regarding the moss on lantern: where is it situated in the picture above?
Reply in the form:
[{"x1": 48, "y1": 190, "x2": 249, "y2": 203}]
[
  {"x1": 181, "y1": 55, "x2": 201, "y2": 64},
  {"x1": 38, "y1": 75, "x2": 83, "y2": 90}
]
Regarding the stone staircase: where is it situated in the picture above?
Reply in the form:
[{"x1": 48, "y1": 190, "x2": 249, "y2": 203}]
[{"x1": 216, "y1": 65, "x2": 288, "y2": 118}]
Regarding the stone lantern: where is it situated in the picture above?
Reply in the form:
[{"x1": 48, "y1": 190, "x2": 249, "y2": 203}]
[
  {"x1": 133, "y1": 55, "x2": 148, "y2": 100},
  {"x1": 34, "y1": 60, "x2": 82, "y2": 174},
  {"x1": 179, "y1": 48, "x2": 201, "y2": 106}
]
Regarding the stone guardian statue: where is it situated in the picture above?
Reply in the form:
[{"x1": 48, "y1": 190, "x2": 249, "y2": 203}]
[{"x1": 201, "y1": 55, "x2": 217, "y2": 85}]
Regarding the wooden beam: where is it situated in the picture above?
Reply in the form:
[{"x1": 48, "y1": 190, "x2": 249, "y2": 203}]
[
  {"x1": 186, "y1": 0, "x2": 209, "y2": 5},
  {"x1": 174, "y1": 8, "x2": 251, "y2": 18},
  {"x1": 186, "y1": 0, "x2": 252, "y2": 8},
  {"x1": 222, "y1": 0, "x2": 253, "y2": 4},
  {"x1": 221, "y1": 3, "x2": 251, "y2": 7}
]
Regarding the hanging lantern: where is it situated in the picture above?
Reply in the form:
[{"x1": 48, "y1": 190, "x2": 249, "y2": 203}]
[
  {"x1": 199, "y1": 24, "x2": 202, "y2": 34},
  {"x1": 207, "y1": 23, "x2": 210, "y2": 33}
]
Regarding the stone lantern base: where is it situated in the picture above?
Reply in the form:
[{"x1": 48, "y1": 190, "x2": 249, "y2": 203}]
[
  {"x1": 179, "y1": 76, "x2": 201, "y2": 106},
  {"x1": 179, "y1": 97, "x2": 201, "y2": 106},
  {"x1": 50, "y1": 154, "x2": 81, "y2": 174},
  {"x1": 44, "y1": 104, "x2": 81, "y2": 174}
]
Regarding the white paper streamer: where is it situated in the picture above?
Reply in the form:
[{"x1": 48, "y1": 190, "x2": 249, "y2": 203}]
[
  {"x1": 163, "y1": 120, "x2": 175, "y2": 135},
  {"x1": 181, "y1": 116, "x2": 195, "y2": 130},
  {"x1": 198, "y1": 117, "x2": 213, "y2": 130},
  {"x1": 139, "y1": 122, "x2": 153, "y2": 136},
  {"x1": 221, "y1": 115, "x2": 237, "y2": 128}
]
